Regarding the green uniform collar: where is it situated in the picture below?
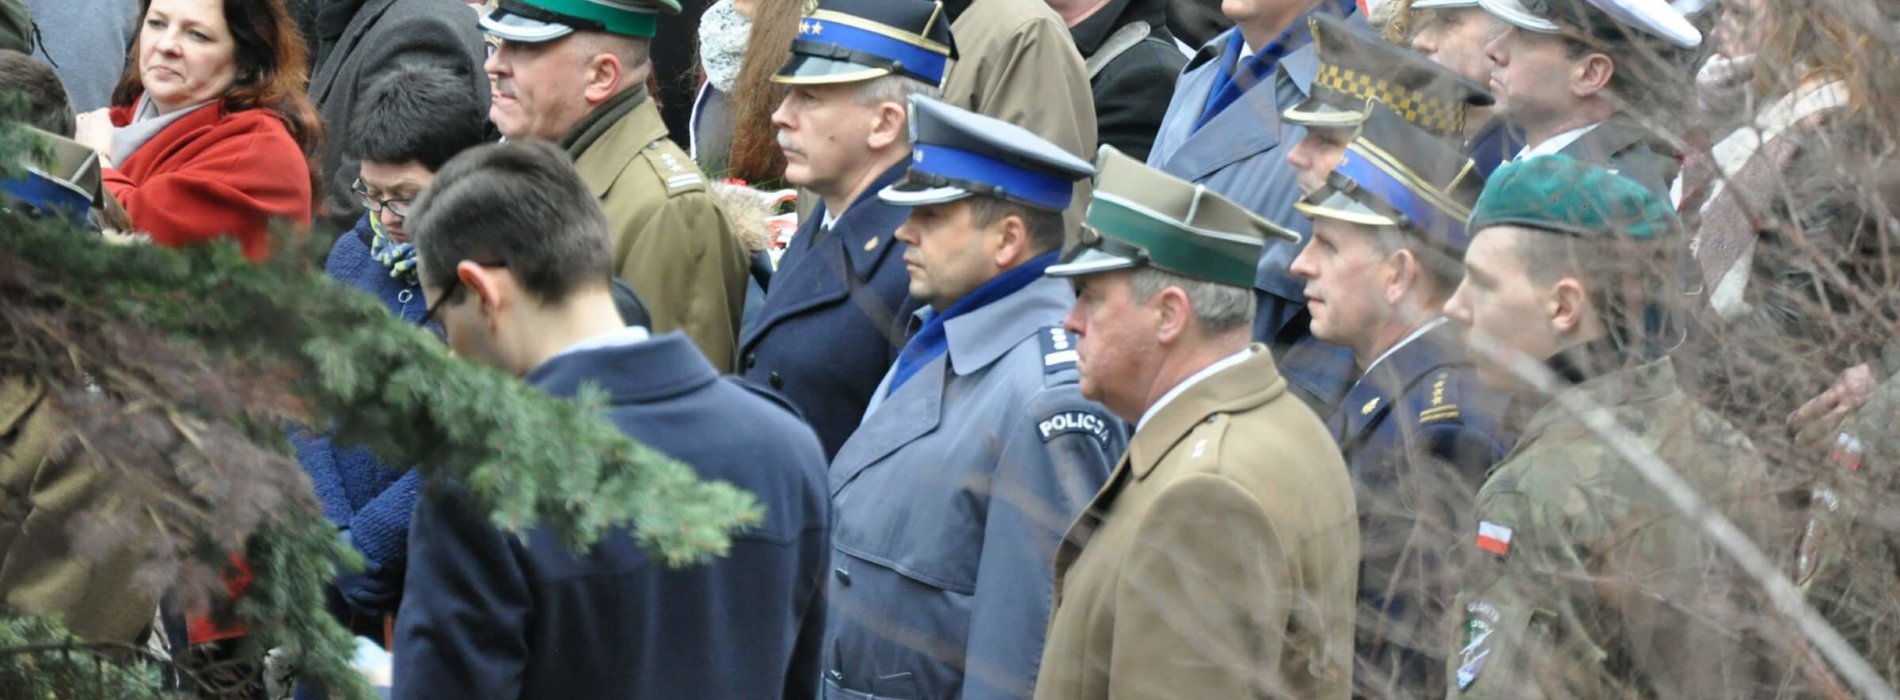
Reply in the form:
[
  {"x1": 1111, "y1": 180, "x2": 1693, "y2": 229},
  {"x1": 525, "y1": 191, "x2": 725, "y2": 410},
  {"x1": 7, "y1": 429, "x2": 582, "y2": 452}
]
[{"x1": 561, "y1": 84, "x2": 652, "y2": 160}]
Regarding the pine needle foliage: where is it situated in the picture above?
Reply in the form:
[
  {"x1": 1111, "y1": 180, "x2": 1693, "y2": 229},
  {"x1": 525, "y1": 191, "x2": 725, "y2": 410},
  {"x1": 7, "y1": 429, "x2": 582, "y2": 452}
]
[{"x1": 0, "y1": 124, "x2": 761, "y2": 695}]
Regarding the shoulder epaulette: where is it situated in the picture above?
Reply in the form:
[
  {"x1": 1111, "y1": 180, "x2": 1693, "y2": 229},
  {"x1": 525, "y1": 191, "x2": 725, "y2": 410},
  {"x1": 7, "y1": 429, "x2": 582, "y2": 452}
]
[
  {"x1": 642, "y1": 139, "x2": 706, "y2": 196},
  {"x1": 1040, "y1": 326, "x2": 1079, "y2": 376}
]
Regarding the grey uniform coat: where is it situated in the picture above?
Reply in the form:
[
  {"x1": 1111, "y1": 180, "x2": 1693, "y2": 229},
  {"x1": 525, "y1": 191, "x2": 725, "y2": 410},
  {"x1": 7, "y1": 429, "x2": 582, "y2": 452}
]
[
  {"x1": 309, "y1": 0, "x2": 488, "y2": 234},
  {"x1": 1146, "y1": 19, "x2": 1359, "y2": 417},
  {"x1": 824, "y1": 276, "x2": 1125, "y2": 699}
]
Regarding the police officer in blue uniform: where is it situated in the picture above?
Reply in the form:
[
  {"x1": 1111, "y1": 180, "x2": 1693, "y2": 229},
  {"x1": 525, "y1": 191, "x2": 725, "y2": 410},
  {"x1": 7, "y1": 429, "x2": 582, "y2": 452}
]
[
  {"x1": 739, "y1": 0, "x2": 955, "y2": 458},
  {"x1": 1283, "y1": 76, "x2": 1516, "y2": 697},
  {"x1": 823, "y1": 95, "x2": 1126, "y2": 699}
]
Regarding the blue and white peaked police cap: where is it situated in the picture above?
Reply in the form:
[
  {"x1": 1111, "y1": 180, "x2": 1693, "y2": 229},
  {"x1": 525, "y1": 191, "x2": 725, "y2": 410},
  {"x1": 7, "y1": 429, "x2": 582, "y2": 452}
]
[
  {"x1": 1295, "y1": 103, "x2": 1486, "y2": 254},
  {"x1": 878, "y1": 95, "x2": 1095, "y2": 212},
  {"x1": 1479, "y1": 0, "x2": 1701, "y2": 49},
  {"x1": 772, "y1": 0, "x2": 957, "y2": 87}
]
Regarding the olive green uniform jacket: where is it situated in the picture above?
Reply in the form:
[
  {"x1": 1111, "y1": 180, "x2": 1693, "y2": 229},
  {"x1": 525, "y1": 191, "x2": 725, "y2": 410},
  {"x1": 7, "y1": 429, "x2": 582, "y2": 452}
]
[
  {"x1": 1, "y1": 375, "x2": 157, "y2": 643},
  {"x1": 565, "y1": 86, "x2": 749, "y2": 371},
  {"x1": 940, "y1": 0, "x2": 1097, "y2": 236},
  {"x1": 1036, "y1": 347, "x2": 1359, "y2": 699},
  {"x1": 1449, "y1": 357, "x2": 1783, "y2": 699}
]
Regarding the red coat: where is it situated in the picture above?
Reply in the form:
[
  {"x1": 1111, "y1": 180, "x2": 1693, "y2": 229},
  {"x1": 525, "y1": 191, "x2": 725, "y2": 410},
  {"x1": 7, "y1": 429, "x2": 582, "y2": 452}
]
[{"x1": 106, "y1": 100, "x2": 313, "y2": 261}]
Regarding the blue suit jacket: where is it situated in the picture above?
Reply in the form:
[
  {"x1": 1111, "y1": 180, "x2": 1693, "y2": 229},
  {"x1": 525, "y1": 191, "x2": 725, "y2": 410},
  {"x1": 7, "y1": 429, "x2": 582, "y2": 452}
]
[
  {"x1": 740, "y1": 162, "x2": 917, "y2": 458},
  {"x1": 1324, "y1": 322, "x2": 1514, "y2": 693},
  {"x1": 1147, "y1": 19, "x2": 1357, "y2": 415},
  {"x1": 394, "y1": 334, "x2": 832, "y2": 699}
]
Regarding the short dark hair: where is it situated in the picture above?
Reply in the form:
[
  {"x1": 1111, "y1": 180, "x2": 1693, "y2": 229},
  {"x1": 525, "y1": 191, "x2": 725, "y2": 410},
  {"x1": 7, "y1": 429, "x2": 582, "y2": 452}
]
[
  {"x1": 347, "y1": 64, "x2": 488, "y2": 171},
  {"x1": 408, "y1": 141, "x2": 614, "y2": 303},
  {"x1": 968, "y1": 196, "x2": 1067, "y2": 254},
  {"x1": 1511, "y1": 227, "x2": 1685, "y2": 346},
  {"x1": 0, "y1": 50, "x2": 75, "y2": 136}
]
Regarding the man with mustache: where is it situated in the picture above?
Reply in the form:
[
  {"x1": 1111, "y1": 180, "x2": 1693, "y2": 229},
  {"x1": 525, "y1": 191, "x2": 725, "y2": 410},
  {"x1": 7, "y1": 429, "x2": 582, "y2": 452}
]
[
  {"x1": 480, "y1": 0, "x2": 750, "y2": 371},
  {"x1": 739, "y1": 0, "x2": 953, "y2": 459},
  {"x1": 822, "y1": 95, "x2": 1123, "y2": 699}
]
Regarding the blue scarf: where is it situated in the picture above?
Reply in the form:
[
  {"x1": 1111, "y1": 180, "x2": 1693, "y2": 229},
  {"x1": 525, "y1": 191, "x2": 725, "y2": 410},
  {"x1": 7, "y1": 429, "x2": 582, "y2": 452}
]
[
  {"x1": 1193, "y1": 2, "x2": 1350, "y2": 132},
  {"x1": 887, "y1": 252, "x2": 1058, "y2": 396}
]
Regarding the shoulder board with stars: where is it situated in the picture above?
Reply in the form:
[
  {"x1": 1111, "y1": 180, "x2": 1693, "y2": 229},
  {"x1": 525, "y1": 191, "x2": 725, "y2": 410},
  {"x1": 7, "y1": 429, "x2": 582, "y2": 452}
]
[
  {"x1": 645, "y1": 139, "x2": 705, "y2": 195},
  {"x1": 1040, "y1": 326, "x2": 1078, "y2": 373},
  {"x1": 1418, "y1": 371, "x2": 1461, "y2": 424}
]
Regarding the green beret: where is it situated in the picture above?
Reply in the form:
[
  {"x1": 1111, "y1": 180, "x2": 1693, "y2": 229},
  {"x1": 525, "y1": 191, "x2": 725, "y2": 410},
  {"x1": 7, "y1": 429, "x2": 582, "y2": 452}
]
[{"x1": 1467, "y1": 154, "x2": 1681, "y2": 240}]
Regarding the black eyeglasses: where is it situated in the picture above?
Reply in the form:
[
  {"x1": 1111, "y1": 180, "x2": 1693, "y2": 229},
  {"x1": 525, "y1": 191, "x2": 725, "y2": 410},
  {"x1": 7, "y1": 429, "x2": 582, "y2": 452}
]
[
  {"x1": 419, "y1": 261, "x2": 507, "y2": 327},
  {"x1": 351, "y1": 178, "x2": 415, "y2": 218}
]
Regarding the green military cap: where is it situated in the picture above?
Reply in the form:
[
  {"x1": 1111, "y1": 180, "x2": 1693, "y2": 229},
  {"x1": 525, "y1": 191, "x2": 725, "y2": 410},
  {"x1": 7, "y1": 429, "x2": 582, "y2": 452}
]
[
  {"x1": 1284, "y1": 14, "x2": 1493, "y2": 140},
  {"x1": 481, "y1": 0, "x2": 680, "y2": 43},
  {"x1": 1467, "y1": 154, "x2": 1681, "y2": 240},
  {"x1": 1046, "y1": 146, "x2": 1300, "y2": 288}
]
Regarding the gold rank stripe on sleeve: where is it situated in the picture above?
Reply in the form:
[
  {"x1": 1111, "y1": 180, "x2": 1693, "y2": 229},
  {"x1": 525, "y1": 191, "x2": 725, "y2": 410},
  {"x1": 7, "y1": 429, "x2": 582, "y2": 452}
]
[{"x1": 1418, "y1": 404, "x2": 1462, "y2": 423}]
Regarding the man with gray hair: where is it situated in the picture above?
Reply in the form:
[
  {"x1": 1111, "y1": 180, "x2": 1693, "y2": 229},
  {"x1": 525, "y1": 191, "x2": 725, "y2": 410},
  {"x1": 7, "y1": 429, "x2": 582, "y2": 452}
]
[
  {"x1": 1036, "y1": 147, "x2": 1360, "y2": 699},
  {"x1": 480, "y1": 0, "x2": 750, "y2": 371},
  {"x1": 739, "y1": 0, "x2": 954, "y2": 458}
]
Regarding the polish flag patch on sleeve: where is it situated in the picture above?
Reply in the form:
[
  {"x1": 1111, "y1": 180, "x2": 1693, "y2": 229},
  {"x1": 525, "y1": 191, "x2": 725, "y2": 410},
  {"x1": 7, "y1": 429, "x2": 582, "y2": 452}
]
[{"x1": 1476, "y1": 521, "x2": 1514, "y2": 558}]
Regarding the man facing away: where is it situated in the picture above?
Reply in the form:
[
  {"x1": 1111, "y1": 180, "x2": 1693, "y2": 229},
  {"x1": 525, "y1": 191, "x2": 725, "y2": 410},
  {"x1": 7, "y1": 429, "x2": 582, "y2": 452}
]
[
  {"x1": 393, "y1": 141, "x2": 830, "y2": 699},
  {"x1": 1473, "y1": 0, "x2": 1700, "y2": 195},
  {"x1": 480, "y1": 0, "x2": 750, "y2": 370},
  {"x1": 739, "y1": 0, "x2": 954, "y2": 458},
  {"x1": 1036, "y1": 147, "x2": 1359, "y2": 699},
  {"x1": 822, "y1": 94, "x2": 1124, "y2": 699},
  {"x1": 1282, "y1": 31, "x2": 1514, "y2": 689},
  {"x1": 1441, "y1": 155, "x2": 1783, "y2": 698}
]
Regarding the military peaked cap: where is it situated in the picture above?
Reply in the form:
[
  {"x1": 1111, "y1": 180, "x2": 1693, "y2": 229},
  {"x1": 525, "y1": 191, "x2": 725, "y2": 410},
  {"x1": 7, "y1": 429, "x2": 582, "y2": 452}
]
[
  {"x1": 773, "y1": 0, "x2": 956, "y2": 87},
  {"x1": 1285, "y1": 14, "x2": 1493, "y2": 140},
  {"x1": 879, "y1": 95, "x2": 1093, "y2": 212},
  {"x1": 1296, "y1": 103, "x2": 1487, "y2": 253},
  {"x1": 1480, "y1": 0, "x2": 1701, "y2": 48},
  {"x1": 481, "y1": 0, "x2": 679, "y2": 42},
  {"x1": 1047, "y1": 146, "x2": 1299, "y2": 288}
]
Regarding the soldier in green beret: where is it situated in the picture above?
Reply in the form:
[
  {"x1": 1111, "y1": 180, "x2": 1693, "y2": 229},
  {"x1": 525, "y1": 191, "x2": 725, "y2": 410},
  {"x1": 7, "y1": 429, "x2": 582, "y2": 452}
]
[
  {"x1": 1441, "y1": 154, "x2": 1786, "y2": 698},
  {"x1": 480, "y1": 0, "x2": 750, "y2": 371}
]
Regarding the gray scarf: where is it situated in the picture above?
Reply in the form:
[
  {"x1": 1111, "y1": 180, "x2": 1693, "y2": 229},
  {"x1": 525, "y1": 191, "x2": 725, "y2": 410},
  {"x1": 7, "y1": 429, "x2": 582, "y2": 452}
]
[
  {"x1": 111, "y1": 95, "x2": 215, "y2": 165},
  {"x1": 697, "y1": 0, "x2": 749, "y2": 94}
]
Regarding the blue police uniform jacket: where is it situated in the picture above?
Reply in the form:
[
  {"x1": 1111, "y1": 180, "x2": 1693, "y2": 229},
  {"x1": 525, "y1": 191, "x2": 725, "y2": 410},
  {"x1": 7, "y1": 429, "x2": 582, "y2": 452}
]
[
  {"x1": 393, "y1": 333, "x2": 831, "y2": 699},
  {"x1": 1324, "y1": 321, "x2": 1513, "y2": 690},
  {"x1": 1146, "y1": 17, "x2": 1358, "y2": 418},
  {"x1": 741, "y1": 161, "x2": 917, "y2": 459},
  {"x1": 823, "y1": 276, "x2": 1126, "y2": 699}
]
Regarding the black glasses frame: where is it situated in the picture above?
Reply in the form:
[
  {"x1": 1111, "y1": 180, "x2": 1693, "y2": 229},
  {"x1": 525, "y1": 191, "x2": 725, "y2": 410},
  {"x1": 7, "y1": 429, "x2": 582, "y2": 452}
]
[
  {"x1": 351, "y1": 178, "x2": 416, "y2": 219},
  {"x1": 419, "y1": 260, "x2": 508, "y2": 327}
]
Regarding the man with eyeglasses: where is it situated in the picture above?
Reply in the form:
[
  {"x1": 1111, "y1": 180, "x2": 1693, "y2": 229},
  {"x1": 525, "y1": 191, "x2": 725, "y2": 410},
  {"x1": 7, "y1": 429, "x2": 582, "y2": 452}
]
[{"x1": 394, "y1": 139, "x2": 832, "y2": 699}]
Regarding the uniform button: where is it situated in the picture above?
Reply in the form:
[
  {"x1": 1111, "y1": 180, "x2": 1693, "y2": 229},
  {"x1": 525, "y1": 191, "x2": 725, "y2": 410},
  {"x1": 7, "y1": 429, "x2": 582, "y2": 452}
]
[
  {"x1": 744, "y1": 352, "x2": 757, "y2": 371},
  {"x1": 834, "y1": 566, "x2": 851, "y2": 585},
  {"x1": 769, "y1": 371, "x2": 785, "y2": 389}
]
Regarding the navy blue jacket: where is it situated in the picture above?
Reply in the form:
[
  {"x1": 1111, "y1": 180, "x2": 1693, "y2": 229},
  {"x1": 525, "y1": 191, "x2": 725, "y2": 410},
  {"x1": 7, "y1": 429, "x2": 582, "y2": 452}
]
[
  {"x1": 293, "y1": 216, "x2": 424, "y2": 580},
  {"x1": 1465, "y1": 117, "x2": 1525, "y2": 180},
  {"x1": 1324, "y1": 321, "x2": 1513, "y2": 695},
  {"x1": 394, "y1": 333, "x2": 832, "y2": 699},
  {"x1": 739, "y1": 162, "x2": 916, "y2": 458}
]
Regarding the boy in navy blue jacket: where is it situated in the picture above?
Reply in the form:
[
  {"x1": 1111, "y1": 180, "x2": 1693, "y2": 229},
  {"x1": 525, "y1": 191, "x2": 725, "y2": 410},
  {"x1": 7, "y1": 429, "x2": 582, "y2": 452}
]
[{"x1": 393, "y1": 139, "x2": 831, "y2": 699}]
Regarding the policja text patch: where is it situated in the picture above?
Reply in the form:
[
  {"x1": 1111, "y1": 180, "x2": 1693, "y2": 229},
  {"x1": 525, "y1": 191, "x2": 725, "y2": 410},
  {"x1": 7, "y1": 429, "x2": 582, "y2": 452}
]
[{"x1": 1039, "y1": 411, "x2": 1113, "y2": 448}]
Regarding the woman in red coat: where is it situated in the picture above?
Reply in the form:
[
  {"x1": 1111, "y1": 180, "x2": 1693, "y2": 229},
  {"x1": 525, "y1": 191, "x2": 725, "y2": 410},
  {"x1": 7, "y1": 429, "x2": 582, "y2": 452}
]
[{"x1": 72, "y1": 0, "x2": 321, "y2": 261}]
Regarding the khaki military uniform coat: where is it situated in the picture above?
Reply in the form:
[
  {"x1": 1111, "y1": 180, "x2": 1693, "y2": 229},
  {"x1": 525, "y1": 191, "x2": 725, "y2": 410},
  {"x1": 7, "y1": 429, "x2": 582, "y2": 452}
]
[
  {"x1": 1448, "y1": 358, "x2": 1783, "y2": 699},
  {"x1": 940, "y1": 0, "x2": 1097, "y2": 236},
  {"x1": 0, "y1": 375, "x2": 157, "y2": 643},
  {"x1": 1036, "y1": 346, "x2": 1359, "y2": 699},
  {"x1": 568, "y1": 86, "x2": 749, "y2": 371}
]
